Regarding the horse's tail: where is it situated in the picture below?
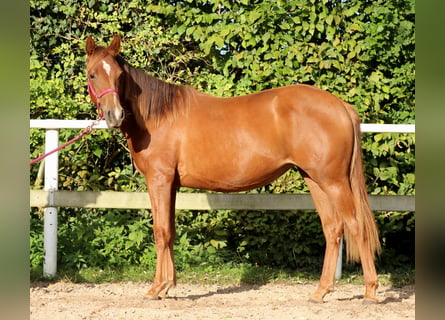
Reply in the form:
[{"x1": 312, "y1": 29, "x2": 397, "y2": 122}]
[{"x1": 343, "y1": 102, "x2": 381, "y2": 262}]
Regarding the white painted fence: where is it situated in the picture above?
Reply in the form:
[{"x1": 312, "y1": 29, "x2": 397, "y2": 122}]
[
  {"x1": 30, "y1": 119, "x2": 416, "y2": 132},
  {"x1": 30, "y1": 120, "x2": 415, "y2": 279}
]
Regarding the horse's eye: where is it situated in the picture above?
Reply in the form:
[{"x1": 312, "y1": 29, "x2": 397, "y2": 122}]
[{"x1": 89, "y1": 74, "x2": 96, "y2": 80}]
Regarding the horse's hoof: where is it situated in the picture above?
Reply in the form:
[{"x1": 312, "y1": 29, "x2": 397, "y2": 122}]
[
  {"x1": 143, "y1": 293, "x2": 160, "y2": 301},
  {"x1": 143, "y1": 296, "x2": 159, "y2": 301},
  {"x1": 362, "y1": 298, "x2": 379, "y2": 305},
  {"x1": 308, "y1": 295, "x2": 324, "y2": 304},
  {"x1": 159, "y1": 293, "x2": 169, "y2": 300},
  {"x1": 308, "y1": 298, "x2": 323, "y2": 304}
]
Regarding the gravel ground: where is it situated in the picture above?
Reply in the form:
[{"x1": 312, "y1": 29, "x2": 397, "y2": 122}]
[{"x1": 30, "y1": 280, "x2": 415, "y2": 319}]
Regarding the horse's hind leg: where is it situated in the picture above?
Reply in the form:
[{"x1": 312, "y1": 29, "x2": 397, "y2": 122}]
[
  {"x1": 308, "y1": 175, "x2": 379, "y2": 304},
  {"x1": 303, "y1": 173, "x2": 344, "y2": 303}
]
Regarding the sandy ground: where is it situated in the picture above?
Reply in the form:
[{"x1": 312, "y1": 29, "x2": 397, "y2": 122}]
[{"x1": 30, "y1": 281, "x2": 414, "y2": 320}]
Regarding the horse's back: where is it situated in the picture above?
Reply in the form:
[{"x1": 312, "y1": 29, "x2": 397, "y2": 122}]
[
  {"x1": 185, "y1": 84, "x2": 355, "y2": 156},
  {"x1": 172, "y1": 84, "x2": 355, "y2": 191}
]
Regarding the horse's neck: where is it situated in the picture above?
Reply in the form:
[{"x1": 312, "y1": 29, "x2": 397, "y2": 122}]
[{"x1": 120, "y1": 116, "x2": 151, "y2": 154}]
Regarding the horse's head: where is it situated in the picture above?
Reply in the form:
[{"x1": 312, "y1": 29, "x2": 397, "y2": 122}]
[{"x1": 85, "y1": 34, "x2": 125, "y2": 128}]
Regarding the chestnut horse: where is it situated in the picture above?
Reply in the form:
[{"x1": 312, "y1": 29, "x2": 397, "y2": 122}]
[{"x1": 85, "y1": 35, "x2": 381, "y2": 304}]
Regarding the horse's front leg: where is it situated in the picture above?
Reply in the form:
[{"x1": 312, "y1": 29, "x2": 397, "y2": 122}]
[{"x1": 144, "y1": 175, "x2": 177, "y2": 300}]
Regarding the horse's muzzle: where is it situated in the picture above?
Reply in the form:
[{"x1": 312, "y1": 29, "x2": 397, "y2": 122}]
[{"x1": 105, "y1": 108, "x2": 125, "y2": 128}]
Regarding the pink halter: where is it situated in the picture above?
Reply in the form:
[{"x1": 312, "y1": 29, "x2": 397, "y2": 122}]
[{"x1": 87, "y1": 80, "x2": 119, "y2": 119}]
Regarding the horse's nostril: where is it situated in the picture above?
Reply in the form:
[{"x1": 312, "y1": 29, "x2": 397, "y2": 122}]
[{"x1": 120, "y1": 109, "x2": 125, "y2": 120}]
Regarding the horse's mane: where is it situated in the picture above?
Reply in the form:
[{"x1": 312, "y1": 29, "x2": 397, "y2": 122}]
[{"x1": 116, "y1": 55, "x2": 191, "y2": 126}]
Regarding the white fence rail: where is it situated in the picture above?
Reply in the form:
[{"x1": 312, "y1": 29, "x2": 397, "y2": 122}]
[
  {"x1": 30, "y1": 120, "x2": 415, "y2": 279},
  {"x1": 30, "y1": 119, "x2": 416, "y2": 132},
  {"x1": 30, "y1": 190, "x2": 414, "y2": 211}
]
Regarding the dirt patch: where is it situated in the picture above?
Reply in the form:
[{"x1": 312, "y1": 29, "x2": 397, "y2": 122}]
[{"x1": 30, "y1": 281, "x2": 414, "y2": 319}]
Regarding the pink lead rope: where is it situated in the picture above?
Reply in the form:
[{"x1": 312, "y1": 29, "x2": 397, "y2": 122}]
[
  {"x1": 29, "y1": 119, "x2": 102, "y2": 166},
  {"x1": 29, "y1": 81, "x2": 118, "y2": 166}
]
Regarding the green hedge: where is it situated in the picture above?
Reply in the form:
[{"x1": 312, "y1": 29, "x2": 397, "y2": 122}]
[
  {"x1": 30, "y1": 0, "x2": 415, "y2": 274},
  {"x1": 30, "y1": 206, "x2": 414, "y2": 273}
]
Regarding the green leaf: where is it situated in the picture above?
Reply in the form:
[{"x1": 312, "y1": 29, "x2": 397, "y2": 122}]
[
  {"x1": 344, "y1": 4, "x2": 360, "y2": 17},
  {"x1": 369, "y1": 71, "x2": 381, "y2": 83},
  {"x1": 92, "y1": 148, "x2": 102, "y2": 157},
  {"x1": 210, "y1": 239, "x2": 218, "y2": 248},
  {"x1": 325, "y1": 14, "x2": 334, "y2": 26},
  {"x1": 214, "y1": 35, "x2": 224, "y2": 48},
  {"x1": 280, "y1": 21, "x2": 290, "y2": 30}
]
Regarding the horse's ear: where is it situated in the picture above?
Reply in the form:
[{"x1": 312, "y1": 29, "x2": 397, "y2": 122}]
[
  {"x1": 108, "y1": 34, "x2": 121, "y2": 56},
  {"x1": 85, "y1": 35, "x2": 96, "y2": 56}
]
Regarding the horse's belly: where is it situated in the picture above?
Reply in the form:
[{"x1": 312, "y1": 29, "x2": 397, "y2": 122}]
[{"x1": 178, "y1": 158, "x2": 293, "y2": 192}]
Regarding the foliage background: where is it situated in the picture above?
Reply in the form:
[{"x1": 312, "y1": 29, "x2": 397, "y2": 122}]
[{"x1": 30, "y1": 0, "x2": 415, "y2": 275}]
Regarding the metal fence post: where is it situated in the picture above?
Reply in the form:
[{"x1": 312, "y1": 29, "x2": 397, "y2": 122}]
[{"x1": 43, "y1": 129, "x2": 59, "y2": 278}]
